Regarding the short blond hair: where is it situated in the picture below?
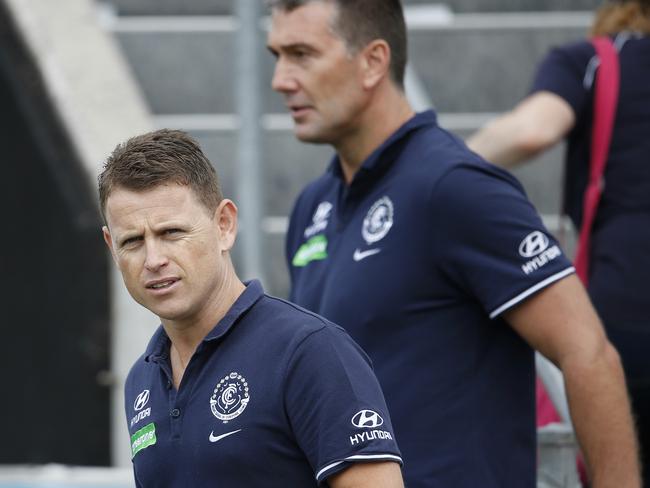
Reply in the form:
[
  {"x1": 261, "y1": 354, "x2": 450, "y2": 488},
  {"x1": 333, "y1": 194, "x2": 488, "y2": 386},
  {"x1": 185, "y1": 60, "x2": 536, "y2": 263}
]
[{"x1": 98, "y1": 129, "x2": 223, "y2": 223}]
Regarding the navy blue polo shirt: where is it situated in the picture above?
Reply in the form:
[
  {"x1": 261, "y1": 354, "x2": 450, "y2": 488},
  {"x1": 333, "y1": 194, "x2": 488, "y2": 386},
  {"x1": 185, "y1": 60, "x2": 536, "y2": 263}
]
[
  {"x1": 531, "y1": 34, "x2": 650, "y2": 328},
  {"x1": 124, "y1": 280, "x2": 402, "y2": 487},
  {"x1": 286, "y1": 110, "x2": 574, "y2": 487}
]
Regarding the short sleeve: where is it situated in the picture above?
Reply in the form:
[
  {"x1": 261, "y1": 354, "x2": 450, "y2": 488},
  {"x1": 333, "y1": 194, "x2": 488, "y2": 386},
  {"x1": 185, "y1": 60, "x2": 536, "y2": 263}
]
[
  {"x1": 283, "y1": 324, "x2": 402, "y2": 483},
  {"x1": 432, "y1": 163, "x2": 575, "y2": 318},
  {"x1": 530, "y1": 43, "x2": 594, "y2": 117}
]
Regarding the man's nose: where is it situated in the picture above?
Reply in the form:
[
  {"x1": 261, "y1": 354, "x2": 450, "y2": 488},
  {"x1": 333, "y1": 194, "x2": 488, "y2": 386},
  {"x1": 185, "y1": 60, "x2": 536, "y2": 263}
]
[
  {"x1": 271, "y1": 59, "x2": 298, "y2": 93},
  {"x1": 143, "y1": 239, "x2": 169, "y2": 272}
]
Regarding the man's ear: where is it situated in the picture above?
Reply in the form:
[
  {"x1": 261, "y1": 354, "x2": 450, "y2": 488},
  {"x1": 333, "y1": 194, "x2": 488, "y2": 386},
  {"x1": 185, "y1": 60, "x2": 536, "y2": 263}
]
[
  {"x1": 214, "y1": 199, "x2": 238, "y2": 252},
  {"x1": 360, "y1": 39, "x2": 391, "y2": 90},
  {"x1": 102, "y1": 225, "x2": 119, "y2": 265}
]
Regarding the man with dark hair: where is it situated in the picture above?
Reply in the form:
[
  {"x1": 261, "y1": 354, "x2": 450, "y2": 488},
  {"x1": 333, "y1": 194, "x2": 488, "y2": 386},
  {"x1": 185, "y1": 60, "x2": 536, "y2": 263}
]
[
  {"x1": 99, "y1": 129, "x2": 404, "y2": 487},
  {"x1": 267, "y1": 0, "x2": 407, "y2": 88},
  {"x1": 267, "y1": 1, "x2": 640, "y2": 486}
]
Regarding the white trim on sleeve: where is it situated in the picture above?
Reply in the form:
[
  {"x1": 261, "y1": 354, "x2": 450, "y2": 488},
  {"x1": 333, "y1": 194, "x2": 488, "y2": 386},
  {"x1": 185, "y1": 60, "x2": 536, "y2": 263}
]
[
  {"x1": 489, "y1": 267, "x2": 575, "y2": 319},
  {"x1": 315, "y1": 454, "x2": 403, "y2": 481}
]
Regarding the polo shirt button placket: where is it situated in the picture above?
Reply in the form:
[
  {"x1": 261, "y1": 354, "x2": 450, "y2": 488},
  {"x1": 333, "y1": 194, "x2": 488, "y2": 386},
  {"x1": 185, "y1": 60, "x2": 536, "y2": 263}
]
[{"x1": 169, "y1": 407, "x2": 183, "y2": 440}]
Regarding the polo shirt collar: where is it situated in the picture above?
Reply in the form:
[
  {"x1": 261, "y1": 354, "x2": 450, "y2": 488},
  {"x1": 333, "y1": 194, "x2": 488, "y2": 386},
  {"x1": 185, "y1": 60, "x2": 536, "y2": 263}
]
[
  {"x1": 203, "y1": 279, "x2": 264, "y2": 342},
  {"x1": 328, "y1": 110, "x2": 438, "y2": 182},
  {"x1": 143, "y1": 280, "x2": 264, "y2": 362}
]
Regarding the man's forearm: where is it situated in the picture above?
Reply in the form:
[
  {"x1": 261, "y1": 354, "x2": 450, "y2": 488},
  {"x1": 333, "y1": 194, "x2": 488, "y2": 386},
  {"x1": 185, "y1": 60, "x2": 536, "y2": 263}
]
[{"x1": 563, "y1": 342, "x2": 641, "y2": 487}]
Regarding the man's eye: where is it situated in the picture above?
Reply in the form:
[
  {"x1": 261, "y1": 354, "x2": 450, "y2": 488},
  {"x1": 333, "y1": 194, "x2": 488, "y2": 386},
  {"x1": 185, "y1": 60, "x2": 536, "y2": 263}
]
[
  {"x1": 122, "y1": 237, "x2": 142, "y2": 247},
  {"x1": 165, "y1": 229, "x2": 183, "y2": 236},
  {"x1": 290, "y1": 48, "x2": 311, "y2": 60}
]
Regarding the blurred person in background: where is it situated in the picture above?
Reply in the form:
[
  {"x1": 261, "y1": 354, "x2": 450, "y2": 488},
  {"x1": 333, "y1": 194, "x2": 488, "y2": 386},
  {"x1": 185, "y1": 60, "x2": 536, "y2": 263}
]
[
  {"x1": 98, "y1": 129, "x2": 403, "y2": 487},
  {"x1": 267, "y1": 0, "x2": 641, "y2": 486},
  {"x1": 468, "y1": 1, "x2": 650, "y2": 483}
]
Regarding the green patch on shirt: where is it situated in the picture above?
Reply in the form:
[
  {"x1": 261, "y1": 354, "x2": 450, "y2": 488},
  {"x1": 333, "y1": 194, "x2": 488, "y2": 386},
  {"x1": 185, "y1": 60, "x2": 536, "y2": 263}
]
[
  {"x1": 131, "y1": 422, "x2": 156, "y2": 458},
  {"x1": 292, "y1": 235, "x2": 328, "y2": 267}
]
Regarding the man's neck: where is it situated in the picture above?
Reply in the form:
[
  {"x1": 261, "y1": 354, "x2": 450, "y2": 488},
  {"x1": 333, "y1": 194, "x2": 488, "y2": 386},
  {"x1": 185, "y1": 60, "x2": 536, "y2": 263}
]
[
  {"x1": 336, "y1": 88, "x2": 415, "y2": 184},
  {"x1": 163, "y1": 269, "x2": 245, "y2": 385}
]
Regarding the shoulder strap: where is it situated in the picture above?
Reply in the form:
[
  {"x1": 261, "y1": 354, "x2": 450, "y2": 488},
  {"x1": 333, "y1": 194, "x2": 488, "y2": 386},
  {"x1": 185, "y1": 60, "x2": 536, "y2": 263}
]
[{"x1": 574, "y1": 37, "x2": 620, "y2": 284}]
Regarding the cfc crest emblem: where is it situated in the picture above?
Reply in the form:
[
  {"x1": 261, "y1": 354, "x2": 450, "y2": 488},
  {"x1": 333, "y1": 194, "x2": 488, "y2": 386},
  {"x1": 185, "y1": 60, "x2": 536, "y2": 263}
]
[
  {"x1": 362, "y1": 196, "x2": 394, "y2": 245},
  {"x1": 210, "y1": 372, "x2": 250, "y2": 422}
]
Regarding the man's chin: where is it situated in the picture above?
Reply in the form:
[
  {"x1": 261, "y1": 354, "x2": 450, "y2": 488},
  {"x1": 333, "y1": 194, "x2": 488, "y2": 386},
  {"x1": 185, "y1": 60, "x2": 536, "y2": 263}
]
[
  {"x1": 293, "y1": 126, "x2": 329, "y2": 144},
  {"x1": 145, "y1": 303, "x2": 188, "y2": 325}
]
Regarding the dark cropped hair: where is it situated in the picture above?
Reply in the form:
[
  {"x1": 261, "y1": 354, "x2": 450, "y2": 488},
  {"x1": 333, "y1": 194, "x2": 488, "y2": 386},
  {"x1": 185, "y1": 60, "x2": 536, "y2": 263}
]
[
  {"x1": 268, "y1": 0, "x2": 408, "y2": 89},
  {"x1": 98, "y1": 129, "x2": 223, "y2": 223}
]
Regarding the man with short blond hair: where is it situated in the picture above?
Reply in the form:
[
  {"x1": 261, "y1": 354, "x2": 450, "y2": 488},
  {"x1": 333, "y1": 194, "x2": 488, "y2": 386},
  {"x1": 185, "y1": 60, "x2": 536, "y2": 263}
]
[{"x1": 100, "y1": 129, "x2": 404, "y2": 487}]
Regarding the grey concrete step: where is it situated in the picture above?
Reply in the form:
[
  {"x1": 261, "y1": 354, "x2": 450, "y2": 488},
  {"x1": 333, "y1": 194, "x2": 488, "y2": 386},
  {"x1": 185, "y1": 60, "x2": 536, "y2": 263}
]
[
  {"x1": 100, "y1": 0, "x2": 449, "y2": 17},
  {"x1": 160, "y1": 113, "x2": 565, "y2": 218},
  {"x1": 102, "y1": 0, "x2": 231, "y2": 16},
  {"x1": 410, "y1": 14, "x2": 591, "y2": 112},
  {"x1": 446, "y1": 0, "x2": 599, "y2": 12},
  {"x1": 101, "y1": 0, "x2": 601, "y2": 16},
  {"x1": 111, "y1": 12, "x2": 591, "y2": 115}
]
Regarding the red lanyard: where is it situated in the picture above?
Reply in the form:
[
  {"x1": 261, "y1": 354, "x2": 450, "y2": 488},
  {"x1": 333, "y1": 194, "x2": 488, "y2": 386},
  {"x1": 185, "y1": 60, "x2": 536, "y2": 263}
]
[{"x1": 574, "y1": 37, "x2": 620, "y2": 284}]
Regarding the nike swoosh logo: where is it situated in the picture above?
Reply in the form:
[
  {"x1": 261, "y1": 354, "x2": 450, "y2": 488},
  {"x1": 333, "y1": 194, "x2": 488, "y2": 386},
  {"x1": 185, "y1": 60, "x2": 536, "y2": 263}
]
[
  {"x1": 209, "y1": 429, "x2": 242, "y2": 443},
  {"x1": 353, "y1": 248, "x2": 381, "y2": 262}
]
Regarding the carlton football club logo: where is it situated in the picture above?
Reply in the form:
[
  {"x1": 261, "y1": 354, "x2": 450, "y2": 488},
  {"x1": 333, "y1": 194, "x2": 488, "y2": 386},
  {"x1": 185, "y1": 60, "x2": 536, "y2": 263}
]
[
  {"x1": 362, "y1": 196, "x2": 394, "y2": 245},
  {"x1": 210, "y1": 372, "x2": 250, "y2": 422}
]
